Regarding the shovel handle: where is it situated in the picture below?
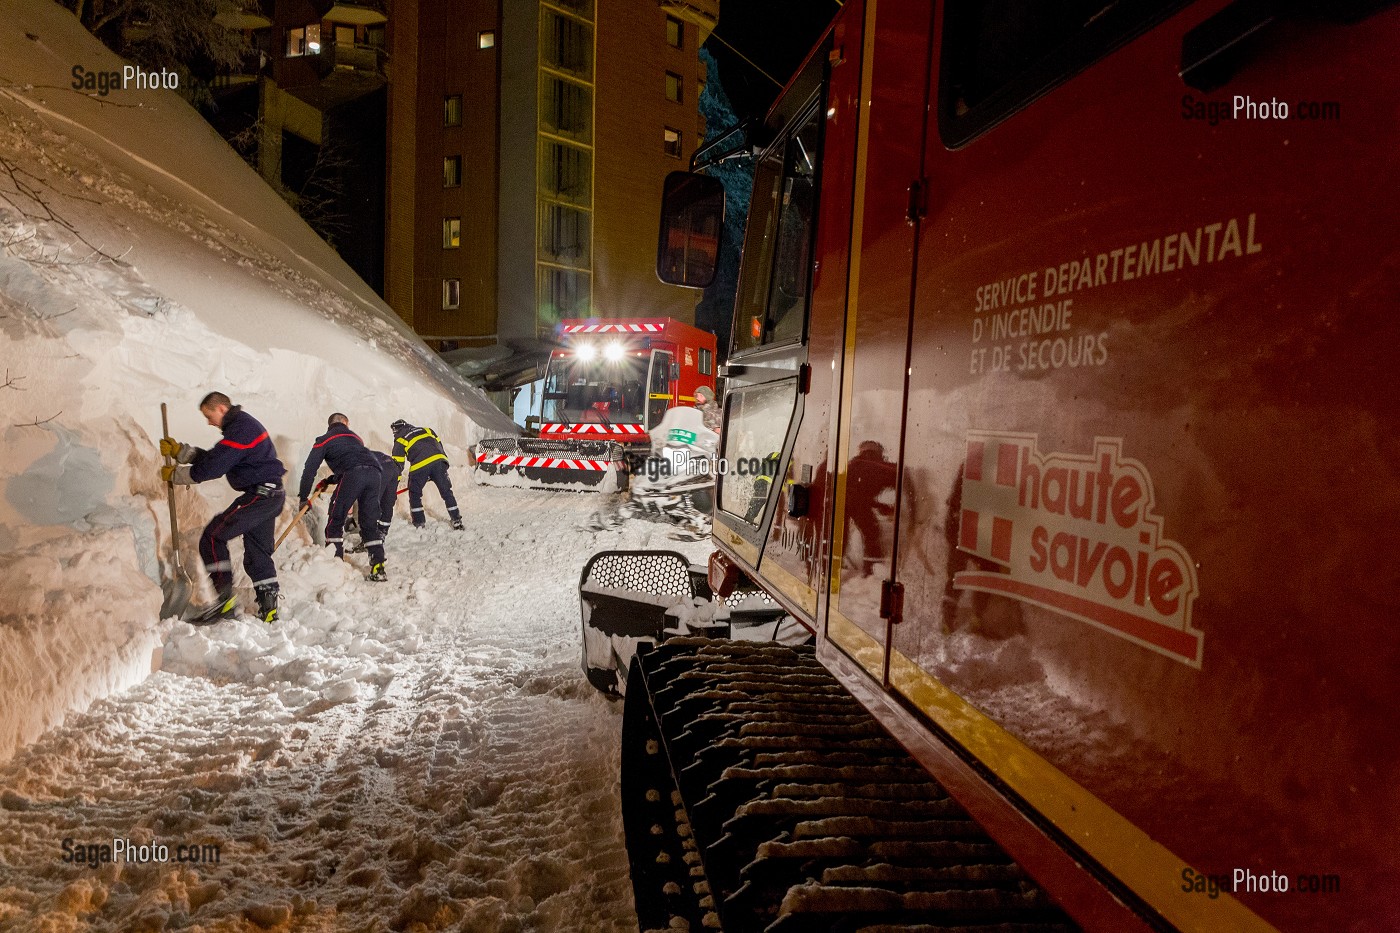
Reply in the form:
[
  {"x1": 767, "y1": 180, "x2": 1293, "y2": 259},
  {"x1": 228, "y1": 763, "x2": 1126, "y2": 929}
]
[
  {"x1": 161, "y1": 403, "x2": 183, "y2": 574},
  {"x1": 273, "y1": 483, "x2": 326, "y2": 553}
]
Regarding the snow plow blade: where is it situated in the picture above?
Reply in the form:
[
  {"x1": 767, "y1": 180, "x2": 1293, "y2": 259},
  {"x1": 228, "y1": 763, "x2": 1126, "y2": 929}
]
[{"x1": 475, "y1": 436, "x2": 627, "y2": 492}]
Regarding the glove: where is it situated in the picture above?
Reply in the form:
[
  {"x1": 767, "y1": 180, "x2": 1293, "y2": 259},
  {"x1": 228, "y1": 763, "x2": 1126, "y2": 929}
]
[
  {"x1": 161, "y1": 463, "x2": 194, "y2": 485},
  {"x1": 315, "y1": 475, "x2": 340, "y2": 493},
  {"x1": 160, "y1": 437, "x2": 197, "y2": 463}
]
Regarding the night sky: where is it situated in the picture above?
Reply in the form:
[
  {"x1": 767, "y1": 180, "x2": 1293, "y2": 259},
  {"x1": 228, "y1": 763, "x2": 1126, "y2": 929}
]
[{"x1": 705, "y1": 0, "x2": 843, "y2": 119}]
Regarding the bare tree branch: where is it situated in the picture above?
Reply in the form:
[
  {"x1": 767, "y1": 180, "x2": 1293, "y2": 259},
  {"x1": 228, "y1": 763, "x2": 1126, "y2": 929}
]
[
  {"x1": 14, "y1": 411, "x2": 61, "y2": 427},
  {"x1": 1, "y1": 369, "x2": 25, "y2": 390}
]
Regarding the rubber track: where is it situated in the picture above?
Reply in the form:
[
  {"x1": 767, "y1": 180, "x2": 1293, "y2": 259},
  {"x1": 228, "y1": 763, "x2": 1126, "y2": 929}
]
[{"x1": 621, "y1": 638, "x2": 1079, "y2": 933}]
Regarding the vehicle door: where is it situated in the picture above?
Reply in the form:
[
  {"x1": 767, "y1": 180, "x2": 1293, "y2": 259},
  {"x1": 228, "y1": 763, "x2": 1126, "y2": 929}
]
[
  {"x1": 891, "y1": 2, "x2": 1400, "y2": 931},
  {"x1": 645, "y1": 350, "x2": 674, "y2": 429}
]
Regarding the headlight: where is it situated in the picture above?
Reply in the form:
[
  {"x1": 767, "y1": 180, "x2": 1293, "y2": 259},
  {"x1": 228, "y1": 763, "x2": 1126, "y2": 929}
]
[
  {"x1": 603, "y1": 341, "x2": 625, "y2": 361},
  {"x1": 575, "y1": 343, "x2": 597, "y2": 362}
]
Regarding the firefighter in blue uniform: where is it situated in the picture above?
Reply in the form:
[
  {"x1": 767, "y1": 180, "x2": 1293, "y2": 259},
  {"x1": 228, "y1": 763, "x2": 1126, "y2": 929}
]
[
  {"x1": 371, "y1": 449, "x2": 400, "y2": 545},
  {"x1": 298, "y1": 413, "x2": 388, "y2": 581},
  {"x1": 390, "y1": 419, "x2": 463, "y2": 529},
  {"x1": 161, "y1": 392, "x2": 285, "y2": 624}
]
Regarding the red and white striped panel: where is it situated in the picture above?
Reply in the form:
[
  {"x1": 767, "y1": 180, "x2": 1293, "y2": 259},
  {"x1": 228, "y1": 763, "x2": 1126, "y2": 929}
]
[
  {"x1": 476, "y1": 453, "x2": 614, "y2": 471},
  {"x1": 560, "y1": 322, "x2": 663, "y2": 334},
  {"x1": 540, "y1": 422, "x2": 646, "y2": 436}
]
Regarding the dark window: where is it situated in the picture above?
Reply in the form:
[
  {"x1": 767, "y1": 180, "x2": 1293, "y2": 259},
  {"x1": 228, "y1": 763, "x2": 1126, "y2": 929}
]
[
  {"x1": 698, "y1": 347, "x2": 713, "y2": 376},
  {"x1": 940, "y1": 0, "x2": 1182, "y2": 146},
  {"x1": 541, "y1": 77, "x2": 591, "y2": 141},
  {"x1": 540, "y1": 141, "x2": 591, "y2": 205},
  {"x1": 442, "y1": 279, "x2": 460, "y2": 310},
  {"x1": 443, "y1": 156, "x2": 461, "y2": 187},
  {"x1": 665, "y1": 71, "x2": 683, "y2": 103},
  {"x1": 734, "y1": 101, "x2": 820, "y2": 353},
  {"x1": 539, "y1": 203, "x2": 591, "y2": 265},
  {"x1": 444, "y1": 95, "x2": 462, "y2": 127},
  {"x1": 542, "y1": 10, "x2": 592, "y2": 77}
]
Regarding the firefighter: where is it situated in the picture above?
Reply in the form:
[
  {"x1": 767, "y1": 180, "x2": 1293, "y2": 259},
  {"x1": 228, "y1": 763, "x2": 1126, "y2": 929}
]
[
  {"x1": 390, "y1": 419, "x2": 463, "y2": 529},
  {"x1": 371, "y1": 449, "x2": 400, "y2": 545},
  {"x1": 695, "y1": 385, "x2": 722, "y2": 434},
  {"x1": 298, "y1": 414, "x2": 387, "y2": 581},
  {"x1": 160, "y1": 392, "x2": 285, "y2": 624}
]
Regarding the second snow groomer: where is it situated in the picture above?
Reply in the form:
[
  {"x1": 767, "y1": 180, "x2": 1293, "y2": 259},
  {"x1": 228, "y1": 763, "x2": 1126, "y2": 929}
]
[
  {"x1": 161, "y1": 392, "x2": 284, "y2": 624},
  {"x1": 298, "y1": 413, "x2": 388, "y2": 582}
]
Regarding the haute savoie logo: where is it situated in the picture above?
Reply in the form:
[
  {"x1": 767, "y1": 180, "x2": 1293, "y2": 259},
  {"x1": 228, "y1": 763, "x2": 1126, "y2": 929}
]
[{"x1": 954, "y1": 432, "x2": 1203, "y2": 667}]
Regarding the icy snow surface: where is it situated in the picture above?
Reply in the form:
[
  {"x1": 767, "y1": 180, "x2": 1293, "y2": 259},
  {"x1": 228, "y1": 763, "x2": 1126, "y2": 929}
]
[{"x1": 0, "y1": 486, "x2": 708, "y2": 930}]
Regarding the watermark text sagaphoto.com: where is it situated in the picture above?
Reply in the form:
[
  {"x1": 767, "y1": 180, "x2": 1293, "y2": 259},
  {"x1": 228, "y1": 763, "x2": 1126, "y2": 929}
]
[
  {"x1": 1181, "y1": 94, "x2": 1341, "y2": 126},
  {"x1": 1181, "y1": 867, "x2": 1341, "y2": 899},
  {"x1": 71, "y1": 65, "x2": 179, "y2": 97},
  {"x1": 61, "y1": 837, "x2": 220, "y2": 868}
]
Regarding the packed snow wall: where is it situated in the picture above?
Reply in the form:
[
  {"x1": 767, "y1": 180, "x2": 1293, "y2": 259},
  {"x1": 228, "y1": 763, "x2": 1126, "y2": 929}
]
[{"x1": 0, "y1": 2, "x2": 517, "y2": 763}]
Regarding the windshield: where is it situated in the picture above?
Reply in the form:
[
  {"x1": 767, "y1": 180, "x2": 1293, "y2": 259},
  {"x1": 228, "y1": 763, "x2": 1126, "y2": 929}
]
[{"x1": 541, "y1": 351, "x2": 649, "y2": 424}]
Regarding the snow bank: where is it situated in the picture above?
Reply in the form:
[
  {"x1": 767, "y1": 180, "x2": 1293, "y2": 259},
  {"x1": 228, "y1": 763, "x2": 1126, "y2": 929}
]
[{"x1": 0, "y1": 3, "x2": 516, "y2": 763}]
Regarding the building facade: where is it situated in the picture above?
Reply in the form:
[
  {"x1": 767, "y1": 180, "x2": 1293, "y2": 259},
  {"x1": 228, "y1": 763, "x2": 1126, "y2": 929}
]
[{"x1": 386, "y1": 0, "x2": 717, "y2": 352}]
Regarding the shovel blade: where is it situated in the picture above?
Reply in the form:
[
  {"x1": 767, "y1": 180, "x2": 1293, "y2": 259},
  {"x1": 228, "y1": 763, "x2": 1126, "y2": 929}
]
[{"x1": 159, "y1": 574, "x2": 193, "y2": 619}]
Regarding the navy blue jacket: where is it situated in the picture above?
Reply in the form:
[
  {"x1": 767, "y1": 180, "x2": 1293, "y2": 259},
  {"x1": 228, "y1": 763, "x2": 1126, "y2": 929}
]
[
  {"x1": 298, "y1": 426, "x2": 379, "y2": 501},
  {"x1": 373, "y1": 450, "x2": 401, "y2": 489},
  {"x1": 190, "y1": 407, "x2": 285, "y2": 491}
]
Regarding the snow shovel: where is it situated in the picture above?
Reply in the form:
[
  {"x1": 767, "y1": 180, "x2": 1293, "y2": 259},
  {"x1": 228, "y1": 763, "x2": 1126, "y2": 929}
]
[
  {"x1": 273, "y1": 483, "x2": 328, "y2": 553},
  {"x1": 158, "y1": 403, "x2": 195, "y2": 618}
]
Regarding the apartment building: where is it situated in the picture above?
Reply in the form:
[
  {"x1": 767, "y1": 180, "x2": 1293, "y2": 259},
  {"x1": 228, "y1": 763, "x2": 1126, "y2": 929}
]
[{"x1": 386, "y1": 0, "x2": 718, "y2": 354}]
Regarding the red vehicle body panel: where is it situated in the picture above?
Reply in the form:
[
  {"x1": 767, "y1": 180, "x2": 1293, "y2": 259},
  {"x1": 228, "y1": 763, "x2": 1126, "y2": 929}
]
[{"x1": 709, "y1": 1, "x2": 1400, "y2": 930}]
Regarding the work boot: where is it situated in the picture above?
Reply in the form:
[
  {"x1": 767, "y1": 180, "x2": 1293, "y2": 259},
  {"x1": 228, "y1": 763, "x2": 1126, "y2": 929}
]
[
  {"x1": 366, "y1": 562, "x2": 387, "y2": 582},
  {"x1": 188, "y1": 588, "x2": 237, "y2": 626},
  {"x1": 254, "y1": 583, "x2": 280, "y2": 624}
]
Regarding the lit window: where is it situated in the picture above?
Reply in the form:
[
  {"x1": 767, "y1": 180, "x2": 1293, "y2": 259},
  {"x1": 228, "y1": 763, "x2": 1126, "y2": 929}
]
[
  {"x1": 479, "y1": 30, "x2": 496, "y2": 49},
  {"x1": 665, "y1": 71, "x2": 682, "y2": 103},
  {"x1": 443, "y1": 218, "x2": 461, "y2": 249},
  {"x1": 443, "y1": 279, "x2": 460, "y2": 310},
  {"x1": 665, "y1": 15, "x2": 682, "y2": 48},
  {"x1": 286, "y1": 24, "x2": 321, "y2": 56},
  {"x1": 664, "y1": 127, "x2": 681, "y2": 159},
  {"x1": 443, "y1": 156, "x2": 461, "y2": 187},
  {"x1": 444, "y1": 95, "x2": 462, "y2": 127}
]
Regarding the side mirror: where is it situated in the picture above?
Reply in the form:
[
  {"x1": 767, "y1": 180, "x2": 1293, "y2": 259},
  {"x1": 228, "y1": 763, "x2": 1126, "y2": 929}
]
[{"x1": 656, "y1": 171, "x2": 724, "y2": 288}]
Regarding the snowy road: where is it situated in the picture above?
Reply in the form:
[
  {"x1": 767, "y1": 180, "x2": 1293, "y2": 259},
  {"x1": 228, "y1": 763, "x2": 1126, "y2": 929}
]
[{"x1": 0, "y1": 483, "x2": 705, "y2": 931}]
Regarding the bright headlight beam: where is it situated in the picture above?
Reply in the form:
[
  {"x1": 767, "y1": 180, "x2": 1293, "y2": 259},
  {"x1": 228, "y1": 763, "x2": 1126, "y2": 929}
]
[
  {"x1": 603, "y1": 341, "x2": 625, "y2": 361},
  {"x1": 575, "y1": 343, "x2": 597, "y2": 362}
]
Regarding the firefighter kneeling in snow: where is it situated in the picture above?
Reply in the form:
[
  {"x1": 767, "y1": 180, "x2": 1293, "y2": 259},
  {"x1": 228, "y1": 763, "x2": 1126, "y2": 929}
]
[
  {"x1": 161, "y1": 391, "x2": 284, "y2": 624},
  {"x1": 298, "y1": 413, "x2": 388, "y2": 582},
  {"x1": 390, "y1": 419, "x2": 463, "y2": 530}
]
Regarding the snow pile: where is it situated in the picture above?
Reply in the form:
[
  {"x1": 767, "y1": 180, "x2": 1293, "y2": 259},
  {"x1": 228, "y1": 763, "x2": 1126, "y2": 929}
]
[
  {"x1": 0, "y1": 3, "x2": 515, "y2": 763},
  {"x1": 0, "y1": 488, "x2": 710, "y2": 931}
]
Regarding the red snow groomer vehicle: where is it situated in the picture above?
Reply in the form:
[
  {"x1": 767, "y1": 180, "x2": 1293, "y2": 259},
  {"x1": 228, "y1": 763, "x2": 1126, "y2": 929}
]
[{"x1": 475, "y1": 317, "x2": 717, "y2": 491}]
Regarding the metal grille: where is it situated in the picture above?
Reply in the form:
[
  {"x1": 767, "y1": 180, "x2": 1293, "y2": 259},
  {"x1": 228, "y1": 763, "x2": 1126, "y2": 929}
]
[
  {"x1": 721, "y1": 583, "x2": 779, "y2": 611},
  {"x1": 581, "y1": 550, "x2": 695, "y2": 598}
]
